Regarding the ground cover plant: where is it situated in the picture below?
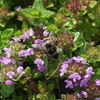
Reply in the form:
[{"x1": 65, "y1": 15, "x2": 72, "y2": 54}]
[{"x1": 0, "y1": 0, "x2": 100, "y2": 100}]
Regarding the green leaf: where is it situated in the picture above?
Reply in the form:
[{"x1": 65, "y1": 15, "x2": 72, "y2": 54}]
[
  {"x1": 47, "y1": 81, "x2": 55, "y2": 92},
  {"x1": 0, "y1": 84, "x2": 14, "y2": 98},
  {"x1": 32, "y1": 0, "x2": 55, "y2": 19},
  {"x1": 48, "y1": 93, "x2": 56, "y2": 100},
  {"x1": 43, "y1": 54, "x2": 48, "y2": 67},
  {"x1": 14, "y1": 30, "x2": 23, "y2": 37},
  {"x1": 1, "y1": 28, "x2": 14, "y2": 40},
  {"x1": 89, "y1": 1, "x2": 97, "y2": 8}
]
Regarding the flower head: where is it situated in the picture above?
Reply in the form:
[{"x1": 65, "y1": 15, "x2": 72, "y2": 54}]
[
  {"x1": 5, "y1": 80, "x2": 14, "y2": 85},
  {"x1": 12, "y1": 36, "x2": 20, "y2": 42},
  {"x1": 15, "y1": 6, "x2": 21, "y2": 11},
  {"x1": 1, "y1": 57, "x2": 11, "y2": 65},
  {"x1": 18, "y1": 50, "x2": 27, "y2": 57},
  {"x1": 17, "y1": 66, "x2": 25, "y2": 76},
  {"x1": 43, "y1": 30, "x2": 49, "y2": 36},
  {"x1": 27, "y1": 29, "x2": 34, "y2": 36},
  {"x1": 64, "y1": 80, "x2": 73, "y2": 89},
  {"x1": 95, "y1": 79, "x2": 100, "y2": 86},
  {"x1": 34, "y1": 39, "x2": 43, "y2": 45},
  {"x1": 68, "y1": 72, "x2": 81, "y2": 82},
  {"x1": 81, "y1": 91, "x2": 88, "y2": 98},
  {"x1": 95, "y1": 97, "x2": 100, "y2": 100},
  {"x1": 86, "y1": 67, "x2": 95, "y2": 77},
  {"x1": 27, "y1": 48, "x2": 34, "y2": 56},
  {"x1": 20, "y1": 32, "x2": 29, "y2": 42},
  {"x1": 80, "y1": 77, "x2": 90, "y2": 87},
  {"x1": 6, "y1": 71, "x2": 15, "y2": 79},
  {"x1": 34, "y1": 58, "x2": 45, "y2": 72},
  {"x1": 3, "y1": 48, "x2": 12, "y2": 57}
]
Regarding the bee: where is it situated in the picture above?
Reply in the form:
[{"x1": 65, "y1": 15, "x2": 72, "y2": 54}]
[{"x1": 32, "y1": 31, "x2": 58, "y2": 59}]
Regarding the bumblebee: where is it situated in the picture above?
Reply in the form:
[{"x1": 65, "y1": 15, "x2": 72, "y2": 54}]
[{"x1": 32, "y1": 31, "x2": 58, "y2": 58}]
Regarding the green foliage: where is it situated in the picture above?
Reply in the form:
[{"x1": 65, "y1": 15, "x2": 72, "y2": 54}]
[{"x1": 0, "y1": 84, "x2": 14, "y2": 98}]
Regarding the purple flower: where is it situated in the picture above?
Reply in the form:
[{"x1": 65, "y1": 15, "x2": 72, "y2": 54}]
[
  {"x1": 9, "y1": 41, "x2": 14, "y2": 45},
  {"x1": 18, "y1": 50, "x2": 27, "y2": 57},
  {"x1": 95, "y1": 79, "x2": 100, "y2": 86},
  {"x1": 73, "y1": 56, "x2": 87, "y2": 64},
  {"x1": 77, "y1": 93, "x2": 82, "y2": 98},
  {"x1": 81, "y1": 91, "x2": 88, "y2": 98},
  {"x1": 0, "y1": 73, "x2": 2, "y2": 76},
  {"x1": 66, "y1": 58, "x2": 73, "y2": 64},
  {"x1": 3, "y1": 48, "x2": 12, "y2": 57},
  {"x1": 15, "y1": 6, "x2": 21, "y2": 11},
  {"x1": 80, "y1": 77, "x2": 89, "y2": 87},
  {"x1": 18, "y1": 61, "x2": 23, "y2": 65},
  {"x1": 1, "y1": 57, "x2": 11, "y2": 65},
  {"x1": 38, "y1": 25, "x2": 45, "y2": 29},
  {"x1": 34, "y1": 58, "x2": 44, "y2": 65},
  {"x1": 64, "y1": 80, "x2": 73, "y2": 89},
  {"x1": 59, "y1": 63, "x2": 68, "y2": 76},
  {"x1": 37, "y1": 65, "x2": 45, "y2": 72},
  {"x1": 12, "y1": 36, "x2": 20, "y2": 42},
  {"x1": 17, "y1": 66, "x2": 25, "y2": 76},
  {"x1": 20, "y1": 32, "x2": 29, "y2": 42},
  {"x1": 68, "y1": 72, "x2": 81, "y2": 82},
  {"x1": 27, "y1": 29, "x2": 34, "y2": 36},
  {"x1": 59, "y1": 68, "x2": 67, "y2": 76},
  {"x1": 26, "y1": 48, "x2": 34, "y2": 56},
  {"x1": 95, "y1": 97, "x2": 100, "y2": 100},
  {"x1": 5, "y1": 80, "x2": 14, "y2": 85},
  {"x1": 86, "y1": 67, "x2": 95, "y2": 77},
  {"x1": 43, "y1": 30, "x2": 49, "y2": 36},
  {"x1": 34, "y1": 39, "x2": 43, "y2": 45},
  {"x1": 6, "y1": 71, "x2": 15, "y2": 79},
  {"x1": 34, "y1": 58, "x2": 45, "y2": 72}
]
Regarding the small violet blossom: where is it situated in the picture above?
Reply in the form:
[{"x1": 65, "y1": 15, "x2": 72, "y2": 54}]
[
  {"x1": 34, "y1": 58, "x2": 45, "y2": 72},
  {"x1": 20, "y1": 32, "x2": 29, "y2": 42},
  {"x1": 1, "y1": 57, "x2": 11, "y2": 65},
  {"x1": 77, "y1": 93, "x2": 82, "y2": 98},
  {"x1": 95, "y1": 79, "x2": 100, "y2": 86},
  {"x1": 68, "y1": 72, "x2": 81, "y2": 82},
  {"x1": 38, "y1": 25, "x2": 45, "y2": 29},
  {"x1": 15, "y1": 6, "x2": 21, "y2": 11},
  {"x1": 3, "y1": 48, "x2": 12, "y2": 57},
  {"x1": 5, "y1": 80, "x2": 13, "y2": 85},
  {"x1": 81, "y1": 91, "x2": 88, "y2": 98},
  {"x1": 12, "y1": 36, "x2": 20, "y2": 42},
  {"x1": 64, "y1": 80, "x2": 73, "y2": 89},
  {"x1": 80, "y1": 77, "x2": 90, "y2": 87},
  {"x1": 95, "y1": 97, "x2": 100, "y2": 100},
  {"x1": 73, "y1": 56, "x2": 87, "y2": 64},
  {"x1": 6, "y1": 71, "x2": 15, "y2": 79},
  {"x1": 26, "y1": 48, "x2": 34, "y2": 56},
  {"x1": 18, "y1": 50, "x2": 27, "y2": 57},
  {"x1": 27, "y1": 29, "x2": 34, "y2": 36},
  {"x1": 17, "y1": 66, "x2": 25, "y2": 76},
  {"x1": 43, "y1": 30, "x2": 49, "y2": 36},
  {"x1": 34, "y1": 39, "x2": 43, "y2": 45},
  {"x1": 59, "y1": 63, "x2": 68, "y2": 76},
  {"x1": 86, "y1": 67, "x2": 95, "y2": 77}
]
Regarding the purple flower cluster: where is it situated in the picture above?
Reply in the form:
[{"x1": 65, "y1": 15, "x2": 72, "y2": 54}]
[
  {"x1": 20, "y1": 28, "x2": 34, "y2": 42},
  {"x1": 34, "y1": 58, "x2": 45, "y2": 72},
  {"x1": 59, "y1": 56, "x2": 96, "y2": 95},
  {"x1": 77, "y1": 91, "x2": 88, "y2": 98},
  {"x1": 18, "y1": 48, "x2": 34, "y2": 57},
  {"x1": 4, "y1": 66, "x2": 25, "y2": 85}
]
